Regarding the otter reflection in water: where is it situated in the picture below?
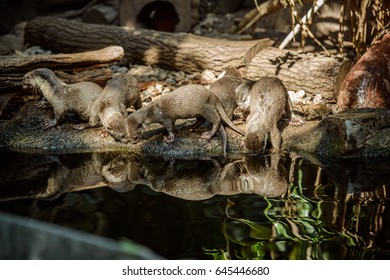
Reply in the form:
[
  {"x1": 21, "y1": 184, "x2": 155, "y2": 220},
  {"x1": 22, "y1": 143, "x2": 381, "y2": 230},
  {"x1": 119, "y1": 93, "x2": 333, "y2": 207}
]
[{"x1": 0, "y1": 152, "x2": 290, "y2": 202}]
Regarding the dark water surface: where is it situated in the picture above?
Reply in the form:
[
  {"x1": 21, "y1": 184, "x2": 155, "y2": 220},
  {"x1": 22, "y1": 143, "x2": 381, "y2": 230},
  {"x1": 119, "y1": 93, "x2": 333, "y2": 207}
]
[{"x1": 0, "y1": 152, "x2": 389, "y2": 259}]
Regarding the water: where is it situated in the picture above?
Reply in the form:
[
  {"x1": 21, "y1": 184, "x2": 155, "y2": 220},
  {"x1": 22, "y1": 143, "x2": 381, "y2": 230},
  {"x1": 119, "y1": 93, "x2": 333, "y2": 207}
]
[{"x1": 0, "y1": 151, "x2": 389, "y2": 259}]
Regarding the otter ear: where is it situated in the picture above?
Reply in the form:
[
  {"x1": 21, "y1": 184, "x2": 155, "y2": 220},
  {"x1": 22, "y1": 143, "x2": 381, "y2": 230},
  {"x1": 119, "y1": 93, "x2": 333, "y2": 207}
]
[{"x1": 40, "y1": 70, "x2": 48, "y2": 79}]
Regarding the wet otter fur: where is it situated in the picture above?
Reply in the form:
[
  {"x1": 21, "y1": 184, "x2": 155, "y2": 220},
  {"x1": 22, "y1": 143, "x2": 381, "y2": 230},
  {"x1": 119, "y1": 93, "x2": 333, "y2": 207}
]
[
  {"x1": 125, "y1": 84, "x2": 245, "y2": 155},
  {"x1": 96, "y1": 72, "x2": 142, "y2": 143},
  {"x1": 22, "y1": 68, "x2": 103, "y2": 130},
  {"x1": 242, "y1": 77, "x2": 292, "y2": 153}
]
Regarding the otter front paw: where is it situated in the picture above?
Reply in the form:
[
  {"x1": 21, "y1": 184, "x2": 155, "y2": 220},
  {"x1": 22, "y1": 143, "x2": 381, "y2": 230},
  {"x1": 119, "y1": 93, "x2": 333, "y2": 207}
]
[
  {"x1": 163, "y1": 133, "x2": 175, "y2": 143},
  {"x1": 99, "y1": 130, "x2": 110, "y2": 138},
  {"x1": 42, "y1": 119, "x2": 57, "y2": 130},
  {"x1": 35, "y1": 100, "x2": 51, "y2": 109}
]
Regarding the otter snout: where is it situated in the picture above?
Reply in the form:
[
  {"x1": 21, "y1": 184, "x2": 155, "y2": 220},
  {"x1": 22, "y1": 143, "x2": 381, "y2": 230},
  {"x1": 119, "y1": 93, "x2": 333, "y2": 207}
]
[
  {"x1": 125, "y1": 116, "x2": 142, "y2": 143},
  {"x1": 103, "y1": 114, "x2": 130, "y2": 143}
]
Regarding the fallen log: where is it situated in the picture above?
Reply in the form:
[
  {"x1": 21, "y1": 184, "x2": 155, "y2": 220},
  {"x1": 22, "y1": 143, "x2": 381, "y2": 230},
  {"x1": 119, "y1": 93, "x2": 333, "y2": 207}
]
[
  {"x1": 246, "y1": 47, "x2": 353, "y2": 101},
  {"x1": 24, "y1": 16, "x2": 352, "y2": 100},
  {"x1": 24, "y1": 16, "x2": 274, "y2": 73},
  {"x1": 0, "y1": 46, "x2": 123, "y2": 89}
]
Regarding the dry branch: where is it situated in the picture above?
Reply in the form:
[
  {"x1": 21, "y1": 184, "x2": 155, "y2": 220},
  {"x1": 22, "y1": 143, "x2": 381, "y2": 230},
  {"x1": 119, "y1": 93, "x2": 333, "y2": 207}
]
[
  {"x1": 0, "y1": 46, "x2": 123, "y2": 89},
  {"x1": 0, "y1": 46, "x2": 123, "y2": 74}
]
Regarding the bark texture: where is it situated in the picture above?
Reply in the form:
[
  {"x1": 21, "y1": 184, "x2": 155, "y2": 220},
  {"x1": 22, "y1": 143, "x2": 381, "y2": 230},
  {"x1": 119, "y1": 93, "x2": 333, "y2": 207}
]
[
  {"x1": 246, "y1": 47, "x2": 352, "y2": 101},
  {"x1": 24, "y1": 16, "x2": 274, "y2": 73},
  {"x1": 0, "y1": 46, "x2": 123, "y2": 89}
]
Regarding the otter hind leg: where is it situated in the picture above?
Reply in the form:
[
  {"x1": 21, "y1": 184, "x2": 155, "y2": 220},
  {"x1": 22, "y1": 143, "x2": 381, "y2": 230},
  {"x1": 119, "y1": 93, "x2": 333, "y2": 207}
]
[
  {"x1": 269, "y1": 123, "x2": 281, "y2": 152},
  {"x1": 186, "y1": 116, "x2": 205, "y2": 130},
  {"x1": 217, "y1": 125, "x2": 227, "y2": 156},
  {"x1": 201, "y1": 106, "x2": 221, "y2": 139}
]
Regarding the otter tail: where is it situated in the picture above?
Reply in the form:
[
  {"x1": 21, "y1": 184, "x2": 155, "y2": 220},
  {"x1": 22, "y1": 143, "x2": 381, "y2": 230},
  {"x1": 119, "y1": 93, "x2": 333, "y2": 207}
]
[
  {"x1": 217, "y1": 125, "x2": 227, "y2": 156},
  {"x1": 216, "y1": 102, "x2": 245, "y2": 136}
]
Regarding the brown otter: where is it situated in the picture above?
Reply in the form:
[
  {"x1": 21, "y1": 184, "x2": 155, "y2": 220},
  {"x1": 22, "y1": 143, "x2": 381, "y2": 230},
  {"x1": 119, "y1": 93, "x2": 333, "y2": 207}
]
[
  {"x1": 189, "y1": 68, "x2": 242, "y2": 130},
  {"x1": 241, "y1": 77, "x2": 292, "y2": 153},
  {"x1": 125, "y1": 84, "x2": 245, "y2": 155},
  {"x1": 94, "y1": 72, "x2": 142, "y2": 143},
  {"x1": 22, "y1": 68, "x2": 103, "y2": 130},
  {"x1": 209, "y1": 67, "x2": 243, "y2": 119}
]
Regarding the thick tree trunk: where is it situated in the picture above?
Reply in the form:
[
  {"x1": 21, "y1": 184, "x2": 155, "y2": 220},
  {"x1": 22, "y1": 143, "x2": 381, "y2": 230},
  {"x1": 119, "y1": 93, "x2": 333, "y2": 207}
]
[
  {"x1": 246, "y1": 47, "x2": 353, "y2": 101},
  {"x1": 0, "y1": 46, "x2": 123, "y2": 89},
  {"x1": 24, "y1": 16, "x2": 274, "y2": 73}
]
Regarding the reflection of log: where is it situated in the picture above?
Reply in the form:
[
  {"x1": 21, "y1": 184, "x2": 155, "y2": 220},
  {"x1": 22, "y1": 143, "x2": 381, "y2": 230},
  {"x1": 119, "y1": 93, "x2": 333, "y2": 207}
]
[
  {"x1": 24, "y1": 16, "x2": 274, "y2": 73},
  {"x1": 0, "y1": 46, "x2": 123, "y2": 89},
  {"x1": 246, "y1": 47, "x2": 353, "y2": 101}
]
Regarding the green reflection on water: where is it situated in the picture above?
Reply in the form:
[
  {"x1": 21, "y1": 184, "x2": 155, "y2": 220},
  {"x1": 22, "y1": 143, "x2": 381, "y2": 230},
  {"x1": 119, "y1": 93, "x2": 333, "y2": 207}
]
[{"x1": 204, "y1": 180, "x2": 388, "y2": 260}]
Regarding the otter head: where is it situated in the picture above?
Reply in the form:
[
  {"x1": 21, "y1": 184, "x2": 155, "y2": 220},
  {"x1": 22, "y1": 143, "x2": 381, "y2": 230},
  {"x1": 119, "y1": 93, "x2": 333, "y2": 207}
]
[
  {"x1": 102, "y1": 113, "x2": 129, "y2": 143},
  {"x1": 125, "y1": 114, "x2": 142, "y2": 143},
  {"x1": 235, "y1": 80, "x2": 255, "y2": 111},
  {"x1": 22, "y1": 68, "x2": 50, "y2": 93},
  {"x1": 244, "y1": 131, "x2": 266, "y2": 154}
]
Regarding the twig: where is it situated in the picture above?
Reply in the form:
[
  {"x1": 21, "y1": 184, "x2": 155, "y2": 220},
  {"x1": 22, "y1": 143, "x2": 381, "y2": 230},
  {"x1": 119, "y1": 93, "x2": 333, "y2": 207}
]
[
  {"x1": 278, "y1": 0, "x2": 327, "y2": 50},
  {"x1": 236, "y1": 0, "x2": 287, "y2": 34}
]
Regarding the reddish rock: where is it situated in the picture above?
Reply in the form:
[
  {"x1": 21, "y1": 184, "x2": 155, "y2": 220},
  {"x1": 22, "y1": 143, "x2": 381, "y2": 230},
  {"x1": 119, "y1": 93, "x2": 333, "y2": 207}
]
[{"x1": 337, "y1": 32, "x2": 390, "y2": 111}]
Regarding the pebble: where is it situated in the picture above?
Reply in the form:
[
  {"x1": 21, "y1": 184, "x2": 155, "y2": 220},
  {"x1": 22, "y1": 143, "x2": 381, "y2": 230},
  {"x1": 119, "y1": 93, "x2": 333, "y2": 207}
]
[
  {"x1": 22, "y1": 45, "x2": 52, "y2": 56},
  {"x1": 200, "y1": 69, "x2": 217, "y2": 84}
]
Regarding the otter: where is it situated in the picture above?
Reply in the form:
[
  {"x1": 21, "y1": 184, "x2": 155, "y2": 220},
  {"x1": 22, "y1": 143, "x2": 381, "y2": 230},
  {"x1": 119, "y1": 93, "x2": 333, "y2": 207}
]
[
  {"x1": 22, "y1": 68, "x2": 103, "y2": 130},
  {"x1": 241, "y1": 77, "x2": 292, "y2": 153},
  {"x1": 209, "y1": 67, "x2": 243, "y2": 119},
  {"x1": 189, "y1": 68, "x2": 242, "y2": 130},
  {"x1": 94, "y1": 72, "x2": 142, "y2": 143},
  {"x1": 125, "y1": 84, "x2": 245, "y2": 156},
  {"x1": 235, "y1": 79, "x2": 257, "y2": 116}
]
